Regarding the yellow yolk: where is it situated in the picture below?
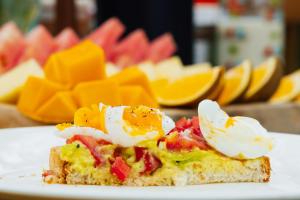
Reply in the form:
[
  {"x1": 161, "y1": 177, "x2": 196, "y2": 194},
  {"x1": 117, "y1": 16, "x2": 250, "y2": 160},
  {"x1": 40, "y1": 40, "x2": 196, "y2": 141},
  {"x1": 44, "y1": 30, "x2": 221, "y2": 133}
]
[
  {"x1": 123, "y1": 106, "x2": 163, "y2": 137},
  {"x1": 74, "y1": 104, "x2": 107, "y2": 133},
  {"x1": 225, "y1": 117, "x2": 235, "y2": 128}
]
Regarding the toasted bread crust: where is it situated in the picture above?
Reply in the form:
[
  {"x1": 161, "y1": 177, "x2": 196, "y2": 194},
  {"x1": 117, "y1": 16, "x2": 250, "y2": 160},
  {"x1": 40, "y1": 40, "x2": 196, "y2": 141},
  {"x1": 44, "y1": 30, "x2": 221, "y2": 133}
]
[{"x1": 44, "y1": 147, "x2": 271, "y2": 186}]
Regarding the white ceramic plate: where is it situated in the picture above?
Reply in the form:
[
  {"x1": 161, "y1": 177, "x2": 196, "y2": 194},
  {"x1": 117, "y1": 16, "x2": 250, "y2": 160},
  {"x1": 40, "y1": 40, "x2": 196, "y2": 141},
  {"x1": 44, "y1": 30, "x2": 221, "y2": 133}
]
[{"x1": 0, "y1": 126, "x2": 299, "y2": 200}]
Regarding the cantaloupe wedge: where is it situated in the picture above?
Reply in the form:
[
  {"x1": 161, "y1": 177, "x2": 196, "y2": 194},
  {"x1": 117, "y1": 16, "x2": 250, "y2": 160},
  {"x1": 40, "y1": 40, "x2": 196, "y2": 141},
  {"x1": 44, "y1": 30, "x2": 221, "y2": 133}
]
[
  {"x1": 120, "y1": 85, "x2": 158, "y2": 108},
  {"x1": 109, "y1": 66, "x2": 154, "y2": 98},
  {"x1": 0, "y1": 59, "x2": 43, "y2": 104},
  {"x1": 44, "y1": 40, "x2": 106, "y2": 89},
  {"x1": 17, "y1": 76, "x2": 65, "y2": 117},
  {"x1": 152, "y1": 67, "x2": 224, "y2": 106},
  {"x1": 35, "y1": 91, "x2": 78, "y2": 123},
  {"x1": 73, "y1": 79, "x2": 121, "y2": 107},
  {"x1": 244, "y1": 57, "x2": 282, "y2": 102},
  {"x1": 269, "y1": 72, "x2": 300, "y2": 103},
  {"x1": 217, "y1": 60, "x2": 252, "y2": 105}
]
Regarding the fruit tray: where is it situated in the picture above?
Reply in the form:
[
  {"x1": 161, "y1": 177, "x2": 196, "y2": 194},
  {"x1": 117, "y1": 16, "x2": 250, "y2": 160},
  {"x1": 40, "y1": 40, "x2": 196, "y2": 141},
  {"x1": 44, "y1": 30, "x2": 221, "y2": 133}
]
[{"x1": 1, "y1": 103, "x2": 300, "y2": 134}]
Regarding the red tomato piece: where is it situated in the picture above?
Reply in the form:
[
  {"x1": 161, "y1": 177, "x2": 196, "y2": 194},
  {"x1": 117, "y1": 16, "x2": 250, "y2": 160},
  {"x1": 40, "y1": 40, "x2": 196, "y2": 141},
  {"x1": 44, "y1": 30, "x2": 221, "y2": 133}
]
[
  {"x1": 134, "y1": 147, "x2": 145, "y2": 161},
  {"x1": 42, "y1": 170, "x2": 53, "y2": 177},
  {"x1": 165, "y1": 131, "x2": 209, "y2": 151},
  {"x1": 134, "y1": 147, "x2": 161, "y2": 174},
  {"x1": 143, "y1": 152, "x2": 161, "y2": 175},
  {"x1": 111, "y1": 156, "x2": 131, "y2": 182},
  {"x1": 67, "y1": 135, "x2": 104, "y2": 167}
]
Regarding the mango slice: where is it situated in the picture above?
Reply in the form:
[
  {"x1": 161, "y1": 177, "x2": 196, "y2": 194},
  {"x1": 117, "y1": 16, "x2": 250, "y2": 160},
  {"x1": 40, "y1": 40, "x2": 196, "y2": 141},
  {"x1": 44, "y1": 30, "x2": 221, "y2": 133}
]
[
  {"x1": 36, "y1": 91, "x2": 78, "y2": 123},
  {"x1": 73, "y1": 79, "x2": 121, "y2": 107},
  {"x1": 44, "y1": 40, "x2": 106, "y2": 89},
  {"x1": 17, "y1": 76, "x2": 65, "y2": 117},
  {"x1": 109, "y1": 67, "x2": 154, "y2": 98},
  {"x1": 120, "y1": 85, "x2": 158, "y2": 108}
]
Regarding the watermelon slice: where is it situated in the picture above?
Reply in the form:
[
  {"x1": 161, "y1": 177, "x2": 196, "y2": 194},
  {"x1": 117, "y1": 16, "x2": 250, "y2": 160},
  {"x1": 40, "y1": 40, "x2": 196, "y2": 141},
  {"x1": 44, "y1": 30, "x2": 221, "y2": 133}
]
[
  {"x1": 146, "y1": 33, "x2": 176, "y2": 63},
  {"x1": 112, "y1": 29, "x2": 149, "y2": 67},
  {"x1": 19, "y1": 25, "x2": 56, "y2": 65},
  {"x1": 0, "y1": 22, "x2": 26, "y2": 70},
  {"x1": 55, "y1": 28, "x2": 80, "y2": 51},
  {"x1": 87, "y1": 18, "x2": 125, "y2": 60}
]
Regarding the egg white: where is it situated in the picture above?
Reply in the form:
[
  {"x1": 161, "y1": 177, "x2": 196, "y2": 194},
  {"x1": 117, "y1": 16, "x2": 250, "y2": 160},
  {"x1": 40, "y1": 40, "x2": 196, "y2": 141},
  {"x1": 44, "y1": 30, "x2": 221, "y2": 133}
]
[
  {"x1": 58, "y1": 104, "x2": 175, "y2": 147},
  {"x1": 198, "y1": 99, "x2": 273, "y2": 159}
]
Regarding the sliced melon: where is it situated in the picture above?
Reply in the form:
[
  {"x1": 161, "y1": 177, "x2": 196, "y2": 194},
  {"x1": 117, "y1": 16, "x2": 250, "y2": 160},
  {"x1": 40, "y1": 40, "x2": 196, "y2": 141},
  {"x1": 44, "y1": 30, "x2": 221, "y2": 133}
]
[
  {"x1": 217, "y1": 60, "x2": 252, "y2": 105},
  {"x1": 0, "y1": 59, "x2": 43, "y2": 103},
  {"x1": 244, "y1": 57, "x2": 282, "y2": 102}
]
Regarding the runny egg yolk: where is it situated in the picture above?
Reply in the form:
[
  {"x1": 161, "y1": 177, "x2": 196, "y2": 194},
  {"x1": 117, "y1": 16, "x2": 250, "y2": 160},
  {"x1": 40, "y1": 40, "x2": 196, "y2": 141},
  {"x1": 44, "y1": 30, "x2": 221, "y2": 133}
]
[
  {"x1": 225, "y1": 117, "x2": 235, "y2": 128},
  {"x1": 74, "y1": 104, "x2": 107, "y2": 133},
  {"x1": 122, "y1": 106, "x2": 163, "y2": 137}
]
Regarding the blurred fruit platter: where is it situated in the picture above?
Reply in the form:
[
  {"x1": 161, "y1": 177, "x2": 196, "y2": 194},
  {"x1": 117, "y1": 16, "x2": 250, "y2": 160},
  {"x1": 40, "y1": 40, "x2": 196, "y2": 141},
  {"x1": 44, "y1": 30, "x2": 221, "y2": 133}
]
[{"x1": 1, "y1": 18, "x2": 300, "y2": 133}]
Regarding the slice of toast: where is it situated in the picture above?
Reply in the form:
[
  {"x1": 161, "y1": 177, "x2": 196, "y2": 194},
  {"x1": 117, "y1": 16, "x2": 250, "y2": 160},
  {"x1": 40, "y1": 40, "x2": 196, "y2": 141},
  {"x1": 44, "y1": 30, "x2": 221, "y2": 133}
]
[{"x1": 44, "y1": 147, "x2": 270, "y2": 186}]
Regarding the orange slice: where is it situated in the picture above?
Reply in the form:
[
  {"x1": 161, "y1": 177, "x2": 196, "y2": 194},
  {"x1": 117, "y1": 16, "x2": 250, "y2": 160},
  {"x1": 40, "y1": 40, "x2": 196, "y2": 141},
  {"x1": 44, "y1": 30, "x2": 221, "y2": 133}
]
[
  {"x1": 152, "y1": 67, "x2": 224, "y2": 106},
  {"x1": 269, "y1": 72, "x2": 300, "y2": 103},
  {"x1": 244, "y1": 57, "x2": 282, "y2": 102},
  {"x1": 217, "y1": 60, "x2": 252, "y2": 105},
  {"x1": 182, "y1": 63, "x2": 211, "y2": 77}
]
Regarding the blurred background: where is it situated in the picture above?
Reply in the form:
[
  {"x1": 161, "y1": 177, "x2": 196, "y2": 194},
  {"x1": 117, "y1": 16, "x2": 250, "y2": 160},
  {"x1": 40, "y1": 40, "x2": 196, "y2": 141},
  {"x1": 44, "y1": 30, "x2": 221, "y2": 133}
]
[{"x1": 1, "y1": 0, "x2": 296, "y2": 69}]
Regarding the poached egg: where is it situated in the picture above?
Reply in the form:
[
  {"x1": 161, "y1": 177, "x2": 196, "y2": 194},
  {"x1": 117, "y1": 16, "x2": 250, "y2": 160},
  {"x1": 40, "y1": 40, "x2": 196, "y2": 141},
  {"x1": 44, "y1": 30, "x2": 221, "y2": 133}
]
[
  {"x1": 198, "y1": 100, "x2": 273, "y2": 159},
  {"x1": 58, "y1": 103, "x2": 175, "y2": 147}
]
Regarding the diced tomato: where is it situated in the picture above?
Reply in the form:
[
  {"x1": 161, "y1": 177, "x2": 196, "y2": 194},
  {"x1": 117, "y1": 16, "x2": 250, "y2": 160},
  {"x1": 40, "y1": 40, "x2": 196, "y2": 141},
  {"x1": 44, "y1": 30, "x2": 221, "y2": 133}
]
[
  {"x1": 42, "y1": 170, "x2": 53, "y2": 177},
  {"x1": 143, "y1": 152, "x2": 161, "y2": 175},
  {"x1": 110, "y1": 156, "x2": 131, "y2": 182},
  {"x1": 191, "y1": 116, "x2": 200, "y2": 130},
  {"x1": 134, "y1": 147, "x2": 161, "y2": 174},
  {"x1": 165, "y1": 131, "x2": 209, "y2": 151},
  {"x1": 134, "y1": 147, "x2": 145, "y2": 161},
  {"x1": 67, "y1": 135, "x2": 104, "y2": 167}
]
